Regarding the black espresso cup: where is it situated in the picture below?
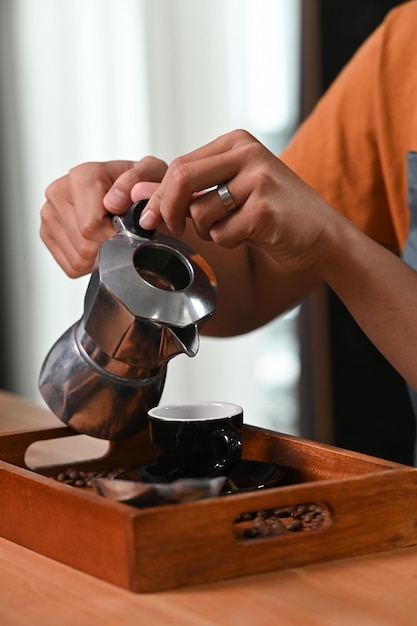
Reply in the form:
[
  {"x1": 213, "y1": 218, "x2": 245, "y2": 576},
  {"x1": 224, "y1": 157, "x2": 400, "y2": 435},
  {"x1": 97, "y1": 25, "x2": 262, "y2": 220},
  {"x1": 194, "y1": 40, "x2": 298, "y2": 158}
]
[{"x1": 147, "y1": 401, "x2": 243, "y2": 479}]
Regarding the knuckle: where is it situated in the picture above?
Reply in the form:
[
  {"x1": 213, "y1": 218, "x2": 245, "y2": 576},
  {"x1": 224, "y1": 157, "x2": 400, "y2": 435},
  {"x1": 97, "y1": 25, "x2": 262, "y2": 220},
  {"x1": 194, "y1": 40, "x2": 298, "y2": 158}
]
[
  {"x1": 138, "y1": 155, "x2": 155, "y2": 166},
  {"x1": 255, "y1": 167, "x2": 275, "y2": 191},
  {"x1": 242, "y1": 140, "x2": 264, "y2": 162},
  {"x1": 78, "y1": 217, "x2": 98, "y2": 240},
  {"x1": 232, "y1": 137, "x2": 266, "y2": 172},
  {"x1": 44, "y1": 176, "x2": 64, "y2": 203},
  {"x1": 44, "y1": 182, "x2": 54, "y2": 201},
  {"x1": 39, "y1": 201, "x2": 50, "y2": 222},
  {"x1": 69, "y1": 262, "x2": 89, "y2": 278},
  {"x1": 67, "y1": 163, "x2": 88, "y2": 185},
  {"x1": 209, "y1": 230, "x2": 236, "y2": 249},
  {"x1": 232, "y1": 128, "x2": 256, "y2": 146},
  {"x1": 169, "y1": 157, "x2": 194, "y2": 190},
  {"x1": 233, "y1": 128, "x2": 250, "y2": 141},
  {"x1": 72, "y1": 243, "x2": 98, "y2": 272},
  {"x1": 189, "y1": 198, "x2": 205, "y2": 221},
  {"x1": 65, "y1": 265, "x2": 84, "y2": 280},
  {"x1": 139, "y1": 155, "x2": 165, "y2": 170},
  {"x1": 250, "y1": 196, "x2": 271, "y2": 224},
  {"x1": 68, "y1": 162, "x2": 106, "y2": 191}
]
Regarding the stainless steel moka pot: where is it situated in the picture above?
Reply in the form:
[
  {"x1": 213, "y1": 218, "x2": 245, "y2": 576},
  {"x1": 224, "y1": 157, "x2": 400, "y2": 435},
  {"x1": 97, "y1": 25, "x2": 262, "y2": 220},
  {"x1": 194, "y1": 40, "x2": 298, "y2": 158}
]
[{"x1": 38, "y1": 200, "x2": 217, "y2": 440}]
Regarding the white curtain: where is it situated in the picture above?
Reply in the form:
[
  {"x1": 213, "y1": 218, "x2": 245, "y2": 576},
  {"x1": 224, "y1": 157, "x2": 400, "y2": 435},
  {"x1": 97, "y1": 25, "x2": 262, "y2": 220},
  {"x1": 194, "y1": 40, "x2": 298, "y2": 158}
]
[{"x1": 2, "y1": 0, "x2": 301, "y2": 432}]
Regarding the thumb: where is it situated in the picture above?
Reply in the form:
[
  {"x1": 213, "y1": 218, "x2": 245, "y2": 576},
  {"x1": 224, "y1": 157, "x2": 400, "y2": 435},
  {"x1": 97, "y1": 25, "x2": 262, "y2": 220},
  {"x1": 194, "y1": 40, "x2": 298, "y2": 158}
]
[
  {"x1": 131, "y1": 181, "x2": 160, "y2": 202},
  {"x1": 103, "y1": 185, "x2": 133, "y2": 214},
  {"x1": 104, "y1": 181, "x2": 160, "y2": 213}
]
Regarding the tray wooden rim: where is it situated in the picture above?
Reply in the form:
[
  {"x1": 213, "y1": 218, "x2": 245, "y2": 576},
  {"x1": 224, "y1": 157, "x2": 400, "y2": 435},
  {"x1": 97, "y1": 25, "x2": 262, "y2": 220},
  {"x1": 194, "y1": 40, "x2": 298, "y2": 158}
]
[{"x1": 1, "y1": 423, "x2": 417, "y2": 592}]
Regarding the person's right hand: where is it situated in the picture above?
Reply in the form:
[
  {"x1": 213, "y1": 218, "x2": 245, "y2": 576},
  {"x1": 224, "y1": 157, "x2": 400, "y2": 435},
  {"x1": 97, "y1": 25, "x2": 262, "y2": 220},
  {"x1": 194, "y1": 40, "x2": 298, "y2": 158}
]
[{"x1": 40, "y1": 157, "x2": 167, "y2": 277}]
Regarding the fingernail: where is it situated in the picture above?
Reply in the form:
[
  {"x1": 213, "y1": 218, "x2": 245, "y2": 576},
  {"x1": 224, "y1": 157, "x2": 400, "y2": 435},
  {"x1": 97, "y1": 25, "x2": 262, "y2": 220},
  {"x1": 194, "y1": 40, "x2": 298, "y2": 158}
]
[
  {"x1": 139, "y1": 208, "x2": 157, "y2": 229},
  {"x1": 103, "y1": 188, "x2": 129, "y2": 210}
]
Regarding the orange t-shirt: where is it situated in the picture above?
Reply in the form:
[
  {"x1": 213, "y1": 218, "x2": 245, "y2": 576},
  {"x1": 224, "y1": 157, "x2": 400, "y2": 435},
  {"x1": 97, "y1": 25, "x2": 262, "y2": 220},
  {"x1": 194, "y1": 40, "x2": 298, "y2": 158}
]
[{"x1": 281, "y1": 0, "x2": 417, "y2": 255}]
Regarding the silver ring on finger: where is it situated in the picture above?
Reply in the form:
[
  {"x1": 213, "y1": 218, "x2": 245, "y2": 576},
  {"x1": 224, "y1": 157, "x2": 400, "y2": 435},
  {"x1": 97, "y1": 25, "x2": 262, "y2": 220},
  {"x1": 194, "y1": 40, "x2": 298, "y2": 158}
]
[{"x1": 217, "y1": 183, "x2": 238, "y2": 214}]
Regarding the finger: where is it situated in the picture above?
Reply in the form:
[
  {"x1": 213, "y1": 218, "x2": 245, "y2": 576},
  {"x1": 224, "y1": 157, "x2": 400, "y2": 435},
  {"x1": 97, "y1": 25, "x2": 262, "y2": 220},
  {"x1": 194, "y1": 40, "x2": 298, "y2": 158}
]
[
  {"x1": 140, "y1": 153, "x2": 242, "y2": 236},
  {"x1": 45, "y1": 163, "x2": 127, "y2": 250},
  {"x1": 40, "y1": 199, "x2": 100, "y2": 277},
  {"x1": 142, "y1": 130, "x2": 264, "y2": 235},
  {"x1": 139, "y1": 130, "x2": 267, "y2": 235},
  {"x1": 131, "y1": 181, "x2": 161, "y2": 202},
  {"x1": 165, "y1": 128, "x2": 256, "y2": 163},
  {"x1": 188, "y1": 182, "x2": 243, "y2": 240},
  {"x1": 103, "y1": 157, "x2": 167, "y2": 211},
  {"x1": 40, "y1": 226, "x2": 99, "y2": 278},
  {"x1": 61, "y1": 159, "x2": 166, "y2": 244},
  {"x1": 208, "y1": 207, "x2": 252, "y2": 250},
  {"x1": 41, "y1": 158, "x2": 168, "y2": 277}
]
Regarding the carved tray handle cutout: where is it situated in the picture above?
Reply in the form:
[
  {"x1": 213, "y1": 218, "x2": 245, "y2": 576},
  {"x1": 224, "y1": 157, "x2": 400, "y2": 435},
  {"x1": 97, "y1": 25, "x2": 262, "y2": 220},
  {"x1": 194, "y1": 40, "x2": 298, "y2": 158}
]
[{"x1": 233, "y1": 502, "x2": 332, "y2": 540}]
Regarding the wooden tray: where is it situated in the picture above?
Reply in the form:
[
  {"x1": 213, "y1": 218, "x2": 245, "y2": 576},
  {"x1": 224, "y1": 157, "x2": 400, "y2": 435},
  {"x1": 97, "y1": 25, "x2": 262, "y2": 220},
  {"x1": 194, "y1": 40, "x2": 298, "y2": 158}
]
[{"x1": 1, "y1": 421, "x2": 417, "y2": 592}]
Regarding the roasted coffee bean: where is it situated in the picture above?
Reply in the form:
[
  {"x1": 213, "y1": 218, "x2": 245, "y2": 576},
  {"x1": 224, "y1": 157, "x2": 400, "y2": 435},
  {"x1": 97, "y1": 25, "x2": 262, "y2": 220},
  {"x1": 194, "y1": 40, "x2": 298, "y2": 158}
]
[
  {"x1": 240, "y1": 512, "x2": 254, "y2": 521},
  {"x1": 296, "y1": 505, "x2": 308, "y2": 515},
  {"x1": 53, "y1": 467, "x2": 127, "y2": 488},
  {"x1": 253, "y1": 516, "x2": 270, "y2": 536},
  {"x1": 273, "y1": 508, "x2": 291, "y2": 518},
  {"x1": 287, "y1": 520, "x2": 303, "y2": 532},
  {"x1": 310, "y1": 522, "x2": 322, "y2": 530},
  {"x1": 234, "y1": 501, "x2": 328, "y2": 540},
  {"x1": 268, "y1": 518, "x2": 286, "y2": 535}
]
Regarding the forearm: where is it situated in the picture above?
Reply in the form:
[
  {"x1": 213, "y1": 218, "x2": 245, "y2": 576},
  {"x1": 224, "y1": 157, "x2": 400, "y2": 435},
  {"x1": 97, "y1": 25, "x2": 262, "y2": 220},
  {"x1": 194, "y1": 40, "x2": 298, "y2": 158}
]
[
  {"x1": 181, "y1": 221, "x2": 321, "y2": 337},
  {"x1": 312, "y1": 215, "x2": 417, "y2": 390}
]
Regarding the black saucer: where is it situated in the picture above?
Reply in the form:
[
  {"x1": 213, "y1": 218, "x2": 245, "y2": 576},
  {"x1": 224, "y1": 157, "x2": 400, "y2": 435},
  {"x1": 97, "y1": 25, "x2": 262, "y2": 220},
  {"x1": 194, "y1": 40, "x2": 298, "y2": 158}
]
[
  {"x1": 223, "y1": 459, "x2": 285, "y2": 494},
  {"x1": 115, "y1": 460, "x2": 285, "y2": 494}
]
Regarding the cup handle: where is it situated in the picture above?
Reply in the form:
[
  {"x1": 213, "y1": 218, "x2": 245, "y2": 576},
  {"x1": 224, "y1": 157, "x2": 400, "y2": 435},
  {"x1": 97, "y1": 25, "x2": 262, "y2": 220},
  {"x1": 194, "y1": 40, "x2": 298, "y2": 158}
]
[{"x1": 210, "y1": 428, "x2": 242, "y2": 476}]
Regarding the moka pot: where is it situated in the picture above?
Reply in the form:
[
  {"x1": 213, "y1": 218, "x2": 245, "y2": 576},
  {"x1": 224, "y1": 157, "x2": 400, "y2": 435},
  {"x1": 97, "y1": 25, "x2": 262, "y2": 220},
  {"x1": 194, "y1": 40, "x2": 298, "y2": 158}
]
[{"x1": 38, "y1": 201, "x2": 217, "y2": 440}]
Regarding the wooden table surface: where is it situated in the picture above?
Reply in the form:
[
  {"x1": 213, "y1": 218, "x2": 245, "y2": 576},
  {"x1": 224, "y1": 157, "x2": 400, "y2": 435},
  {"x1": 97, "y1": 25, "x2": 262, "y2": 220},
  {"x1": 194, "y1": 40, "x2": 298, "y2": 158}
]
[{"x1": 1, "y1": 390, "x2": 417, "y2": 625}]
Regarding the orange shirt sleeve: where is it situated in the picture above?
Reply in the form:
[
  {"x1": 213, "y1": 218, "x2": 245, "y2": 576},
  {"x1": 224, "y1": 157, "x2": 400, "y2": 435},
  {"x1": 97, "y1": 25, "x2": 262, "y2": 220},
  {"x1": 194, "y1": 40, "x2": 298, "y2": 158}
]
[{"x1": 280, "y1": 1, "x2": 417, "y2": 253}]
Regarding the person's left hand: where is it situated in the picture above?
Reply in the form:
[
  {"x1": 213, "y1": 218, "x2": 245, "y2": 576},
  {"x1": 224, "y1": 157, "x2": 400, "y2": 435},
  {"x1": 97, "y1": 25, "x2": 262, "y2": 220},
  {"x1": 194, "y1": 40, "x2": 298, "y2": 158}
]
[{"x1": 40, "y1": 157, "x2": 167, "y2": 277}]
